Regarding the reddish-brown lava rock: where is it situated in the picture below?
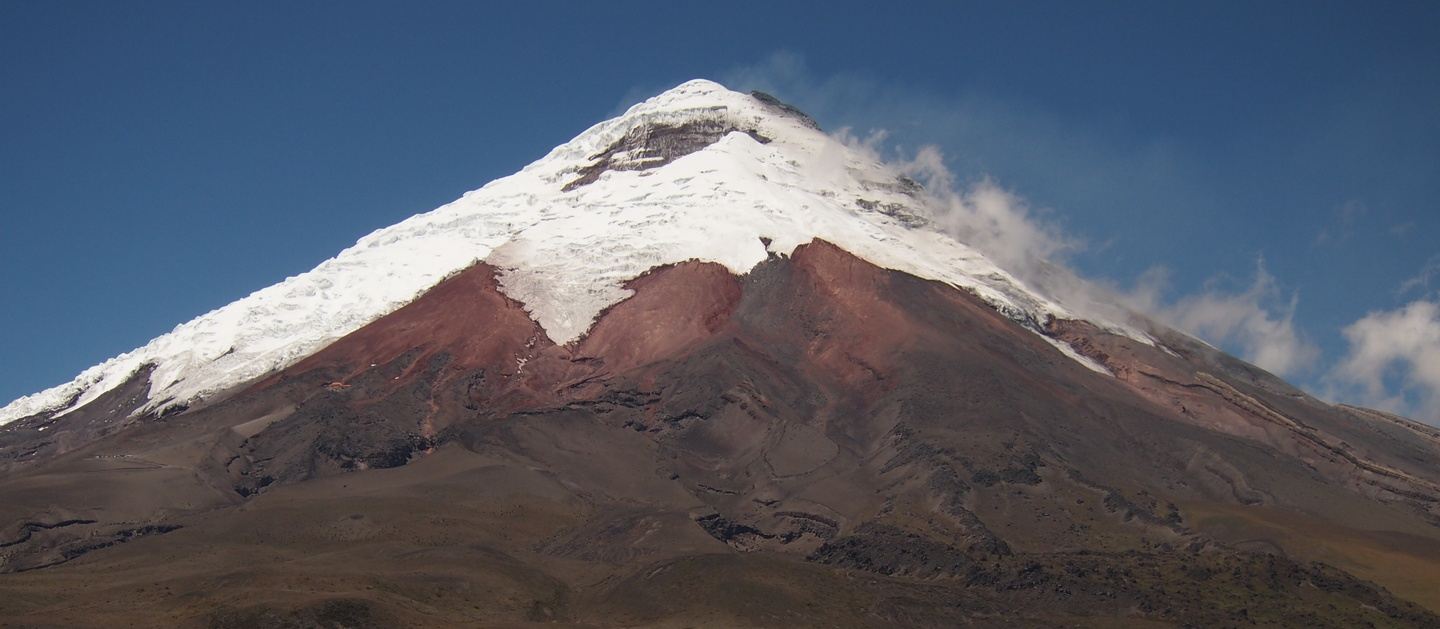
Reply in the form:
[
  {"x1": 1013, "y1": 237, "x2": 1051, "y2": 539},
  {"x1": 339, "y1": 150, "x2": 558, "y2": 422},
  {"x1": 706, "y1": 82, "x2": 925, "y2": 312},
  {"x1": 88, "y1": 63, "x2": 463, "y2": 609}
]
[
  {"x1": 762, "y1": 241, "x2": 917, "y2": 401},
  {"x1": 574, "y1": 260, "x2": 743, "y2": 376},
  {"x1": 286, "y1": 262, "x2": 551, "y2": 376}
]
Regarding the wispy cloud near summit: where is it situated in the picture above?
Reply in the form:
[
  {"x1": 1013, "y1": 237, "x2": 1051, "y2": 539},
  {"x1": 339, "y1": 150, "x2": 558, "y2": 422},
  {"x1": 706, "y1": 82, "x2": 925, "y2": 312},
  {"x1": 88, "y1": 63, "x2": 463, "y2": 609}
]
[{"x1": 720, "y1": 52, "x2": 1432, "y2": 421}]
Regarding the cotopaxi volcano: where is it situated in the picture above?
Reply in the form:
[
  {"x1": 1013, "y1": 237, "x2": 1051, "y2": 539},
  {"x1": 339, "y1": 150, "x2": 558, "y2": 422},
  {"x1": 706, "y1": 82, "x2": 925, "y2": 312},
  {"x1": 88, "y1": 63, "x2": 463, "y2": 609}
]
[{"x1": 1, "y1": 80, "x2": 1438, "y2": 628}]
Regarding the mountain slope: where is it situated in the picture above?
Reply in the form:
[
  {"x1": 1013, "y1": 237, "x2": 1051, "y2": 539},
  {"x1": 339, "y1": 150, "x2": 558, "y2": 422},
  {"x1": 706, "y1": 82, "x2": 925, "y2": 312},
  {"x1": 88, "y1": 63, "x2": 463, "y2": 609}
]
[
  {"x1": 0, "y1": 81, "x2": 1438, "y2": 628},
  {"x1": 0, "y1": 79, "x2": 1122, "y2": 427}
]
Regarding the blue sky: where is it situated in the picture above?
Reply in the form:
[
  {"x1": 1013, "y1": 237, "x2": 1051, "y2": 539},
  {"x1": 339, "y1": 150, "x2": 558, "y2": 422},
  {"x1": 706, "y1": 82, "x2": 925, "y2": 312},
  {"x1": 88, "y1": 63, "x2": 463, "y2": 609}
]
[{"x1": 2, "y1": 1, "x2": 1438, "y2": 420}]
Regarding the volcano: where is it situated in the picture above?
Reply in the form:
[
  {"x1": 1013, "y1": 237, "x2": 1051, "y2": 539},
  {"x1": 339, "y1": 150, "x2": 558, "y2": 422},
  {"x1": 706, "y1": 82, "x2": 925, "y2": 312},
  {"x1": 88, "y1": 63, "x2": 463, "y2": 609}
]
[{"x1": 2, "y1": 80, "x2": 1438, "y2": 628}]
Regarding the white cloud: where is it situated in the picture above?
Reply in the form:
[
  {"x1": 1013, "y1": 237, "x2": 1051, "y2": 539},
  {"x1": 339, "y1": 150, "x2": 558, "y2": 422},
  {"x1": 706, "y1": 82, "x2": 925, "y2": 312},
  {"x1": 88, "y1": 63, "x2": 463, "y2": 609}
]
[
  {"x1": 892, "y1": 144, "x2": 1080, "y2": 279},
  {"x1": 826, "y1": 127, "x2": 1079, "y2": 282},
  {"x1": 843, "y1": 131, "x2": 1320, "y2": 379},
  {"x1": 1397, "y1": 254, "x2": 1440, "y2": 297},
  {"x1": 1150, "y1": 262, "x2": 1320, "y2": 377},
  {"x1": 1327, "y1": 300, "x2": 1440, "y2": 422}
]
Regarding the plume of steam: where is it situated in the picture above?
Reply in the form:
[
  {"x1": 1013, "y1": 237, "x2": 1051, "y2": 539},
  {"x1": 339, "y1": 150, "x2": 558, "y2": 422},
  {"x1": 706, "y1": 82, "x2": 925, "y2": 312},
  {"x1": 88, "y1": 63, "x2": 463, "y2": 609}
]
[
  {"x1": 837, "y1": 131, "x2": 1320, "y2": 379},
  {"x1": 898, "y1": 145, "x2": 1080, "y2": 280}
]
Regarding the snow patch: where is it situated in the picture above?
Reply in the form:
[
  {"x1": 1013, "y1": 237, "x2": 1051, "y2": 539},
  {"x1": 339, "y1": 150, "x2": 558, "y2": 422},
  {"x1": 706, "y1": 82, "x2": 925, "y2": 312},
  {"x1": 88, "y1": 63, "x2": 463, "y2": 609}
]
[{"x1": 1042, "y1": 337, "x2": 1114, "y2": 376}]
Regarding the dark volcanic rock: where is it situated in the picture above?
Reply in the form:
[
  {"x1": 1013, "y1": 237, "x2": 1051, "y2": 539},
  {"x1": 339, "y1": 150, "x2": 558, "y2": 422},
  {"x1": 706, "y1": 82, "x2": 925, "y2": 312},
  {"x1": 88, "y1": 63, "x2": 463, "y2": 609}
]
[
  {"x1": 809, "y1": 522, "x2": 976, "y2": 577},
  {"x1": 563, "y1": 119, "x2": 770, "y2": 191},
  {"x1": 749, "y1": 91, "x2": 821, "y2": 130}
]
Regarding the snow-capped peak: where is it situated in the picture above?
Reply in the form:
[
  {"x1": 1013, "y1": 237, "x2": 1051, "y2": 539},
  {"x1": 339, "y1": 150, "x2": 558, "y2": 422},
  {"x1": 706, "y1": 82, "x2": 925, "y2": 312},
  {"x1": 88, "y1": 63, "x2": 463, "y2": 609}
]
[{"x1": 0, "y1": 79, "x2": 1137, "y2": 426}]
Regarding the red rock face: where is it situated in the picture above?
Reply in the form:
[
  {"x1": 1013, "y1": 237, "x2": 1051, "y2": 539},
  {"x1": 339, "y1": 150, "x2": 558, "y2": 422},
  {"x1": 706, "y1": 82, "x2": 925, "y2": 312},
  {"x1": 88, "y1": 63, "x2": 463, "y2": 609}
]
[
  {"x1": 2, "y1": 239, "x2": 1440, "y2": 625},
  {"x1": 275, "y1": 262, "x2": 550, "y2": 384},
  {"x1": 574, "y1": 260, "x2": 743, "y2": 377},
  {"x1": 771, "y1": 241, "x2": 913, "y2": 399}
]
